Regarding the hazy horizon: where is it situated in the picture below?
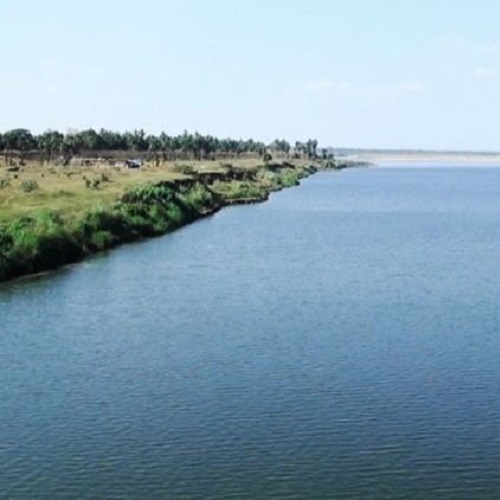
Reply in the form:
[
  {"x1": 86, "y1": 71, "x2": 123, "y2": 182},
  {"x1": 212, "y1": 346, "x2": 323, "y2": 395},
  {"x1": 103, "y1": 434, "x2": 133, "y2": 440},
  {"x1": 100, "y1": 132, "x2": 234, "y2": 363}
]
[{"x1": 2, "y1": 0, "x2": 500, "y2": 151}]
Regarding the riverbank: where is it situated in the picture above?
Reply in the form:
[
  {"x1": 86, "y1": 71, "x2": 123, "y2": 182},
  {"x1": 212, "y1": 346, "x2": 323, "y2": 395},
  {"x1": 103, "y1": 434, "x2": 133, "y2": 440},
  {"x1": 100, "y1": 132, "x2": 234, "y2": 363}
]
[{"x1": 0, "y1": 160, "x2": 344, "y2": 282}]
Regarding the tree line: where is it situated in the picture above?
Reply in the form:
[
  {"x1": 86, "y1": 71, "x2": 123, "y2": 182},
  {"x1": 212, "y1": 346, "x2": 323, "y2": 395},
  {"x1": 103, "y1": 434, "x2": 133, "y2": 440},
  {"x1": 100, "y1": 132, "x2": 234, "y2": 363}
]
[{"x1": 0, "y1": 128, "x2": 325, "y2": 165}]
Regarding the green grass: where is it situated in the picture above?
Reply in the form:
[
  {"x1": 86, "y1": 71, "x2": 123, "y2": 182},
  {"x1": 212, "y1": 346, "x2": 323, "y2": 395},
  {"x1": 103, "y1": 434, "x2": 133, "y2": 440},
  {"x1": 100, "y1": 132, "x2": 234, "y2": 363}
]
[
  {"x1": 0, "y1": 161, "x2": 319, "y2": 282},
  {"x1": 211, "y1": 180, "x2": 268, "y2": 201}
]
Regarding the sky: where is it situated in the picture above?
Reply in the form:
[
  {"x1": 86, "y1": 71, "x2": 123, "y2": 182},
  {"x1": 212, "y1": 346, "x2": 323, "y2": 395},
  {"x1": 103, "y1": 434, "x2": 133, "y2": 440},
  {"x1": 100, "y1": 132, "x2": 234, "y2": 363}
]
[{"x1": 2, "y1": 0, "x2": 500, "y2": 150}]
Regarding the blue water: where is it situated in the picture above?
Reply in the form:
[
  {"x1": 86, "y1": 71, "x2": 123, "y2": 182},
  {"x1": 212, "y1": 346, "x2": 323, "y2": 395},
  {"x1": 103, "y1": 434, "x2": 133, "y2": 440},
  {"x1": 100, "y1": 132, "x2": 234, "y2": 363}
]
[{"x1": 2, "y1": 165, "x2": 500, "y2": 498}]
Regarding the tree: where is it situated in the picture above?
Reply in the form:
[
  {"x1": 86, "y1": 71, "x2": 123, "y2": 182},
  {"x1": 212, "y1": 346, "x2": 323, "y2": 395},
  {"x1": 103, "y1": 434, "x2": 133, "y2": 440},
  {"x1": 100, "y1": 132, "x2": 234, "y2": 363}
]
[
  {"x1": 77, "y1": 129, "x2": 103, "y2": 153},
  {"x1": 147, "y1": 135, "x2": 162, "y2": 165},
  {"x1": 178, "y1": 130, "x2": 194, "y2": 159},
  {"x1": 0, "y1": 126, "x2": 303, "y2": 165},
  {"x1": 294, "y1": 141, "x2": 304, "y2": 159},
  {"x1": 37, "y1": 130, "x2": 64, "y2": 163},
  {"x1": 281, "y1": 139, "x2": 291, "y2": 158},
  {"x1": 60, "y1": 134, "x2": 84, "y2": 166},
  {"x1": 99, "y1": 128, "x2": 126, "y2": 150},
  {"x1": 192, "y1": 132, "x2": 205, "y2": 161},
  {"x1": 270, "y1": 139, "x2": 291, "y2": 158},
  {"x1": 306, "y1": 139, "x2": 318, "y2": 160},
  {"x1": 3, "y1": 128, "x2": 35, "y2": 164},
  {"x1": 171, "y1": 135, "x2": 182, "y2": 159},
  {"x1": 124, "y1": 129, "x2": 148, "y2": 152},
  {"x1": 159, "y1": 132, "x2": 172, "y2": 161}
]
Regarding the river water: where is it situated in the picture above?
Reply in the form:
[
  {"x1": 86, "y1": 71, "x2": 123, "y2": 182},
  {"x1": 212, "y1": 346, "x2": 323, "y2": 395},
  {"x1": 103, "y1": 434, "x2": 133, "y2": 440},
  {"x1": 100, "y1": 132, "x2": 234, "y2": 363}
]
[{"x1": 2, "y1": 164, "x2": 500, "y2": 498}]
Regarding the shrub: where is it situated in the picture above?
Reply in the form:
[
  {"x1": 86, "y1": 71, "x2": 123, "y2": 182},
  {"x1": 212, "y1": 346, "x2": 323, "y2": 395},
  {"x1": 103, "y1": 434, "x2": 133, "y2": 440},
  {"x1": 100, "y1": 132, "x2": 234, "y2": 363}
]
[
  {"x1": 20, "y1": 180, "x2": 39, "y2": 192},
  {"x1": 0, "y1": 213, "x2": 85, "y2": 280},
  {"x1": 171, "y1": 164, "x2": 194, "y2": 175},
  {"x1": 89, "y1": 230, "x2": 115, "y2": 251},
  {"x1": 121, "y1": 183, "x2": 175, "y2": 205},
  {"x1": 180, "y1": 183, "x2": 215, "y2": 209},
  {"x1": 84, "y1": 178, "x2": 101, "y2": 189}
]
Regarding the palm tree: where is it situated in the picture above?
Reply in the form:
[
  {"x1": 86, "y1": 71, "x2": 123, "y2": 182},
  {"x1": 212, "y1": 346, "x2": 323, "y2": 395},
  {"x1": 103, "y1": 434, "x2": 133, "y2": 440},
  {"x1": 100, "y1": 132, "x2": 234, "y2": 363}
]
[
  {"x1": 60, "y1": 134, "x2": 83, "y2": 166},
  {"x1": 37, "y1": 130, "x2": 63, "y2": 163},
  {"x1": 147, "y1": 135, "x2": 162, "y2": 165},
  {"x1": 3, "y1": 129, "x2": 35, "y2": 165},
  {"x1": 294, "y1": 141, "x2": 304, "y2": 159}
]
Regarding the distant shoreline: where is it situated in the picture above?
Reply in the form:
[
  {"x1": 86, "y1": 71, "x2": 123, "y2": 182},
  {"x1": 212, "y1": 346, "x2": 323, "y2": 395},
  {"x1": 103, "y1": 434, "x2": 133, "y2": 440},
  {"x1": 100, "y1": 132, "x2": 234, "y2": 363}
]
[{"x1": 346, "y1": 152, "x2": 500, "y2": 164}]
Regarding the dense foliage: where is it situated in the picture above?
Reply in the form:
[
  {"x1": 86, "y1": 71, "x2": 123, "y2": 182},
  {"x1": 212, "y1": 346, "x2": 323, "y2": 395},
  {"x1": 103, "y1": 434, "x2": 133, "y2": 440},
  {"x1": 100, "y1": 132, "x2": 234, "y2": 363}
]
[{"x1": 0, "y1": 128, "x2": 324, "y2": 163}]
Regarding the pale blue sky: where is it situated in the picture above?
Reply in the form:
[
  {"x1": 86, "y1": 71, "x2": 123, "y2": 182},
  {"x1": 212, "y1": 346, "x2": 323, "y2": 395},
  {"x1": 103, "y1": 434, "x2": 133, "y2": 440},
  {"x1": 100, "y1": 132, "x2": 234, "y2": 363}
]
[{"x1": 2, "y1": 0, "x2": 500, "y2": 150}]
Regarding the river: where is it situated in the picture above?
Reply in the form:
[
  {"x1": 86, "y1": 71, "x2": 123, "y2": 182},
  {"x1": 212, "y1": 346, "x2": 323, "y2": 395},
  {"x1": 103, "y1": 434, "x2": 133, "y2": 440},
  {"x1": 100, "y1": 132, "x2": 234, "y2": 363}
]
[{"x1": 2, "y1": 164, "x2": 500, "y2": 498}]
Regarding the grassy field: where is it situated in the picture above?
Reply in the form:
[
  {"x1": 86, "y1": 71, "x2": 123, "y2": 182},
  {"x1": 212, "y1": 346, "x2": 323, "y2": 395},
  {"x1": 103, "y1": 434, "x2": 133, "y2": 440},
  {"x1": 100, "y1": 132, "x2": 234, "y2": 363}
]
[
  {"x1": 0, "y1": 158, "x2": 269, "y2": 221},
  {"x1": 0, "y1": 158, "x2": 318, "y2": 282}
]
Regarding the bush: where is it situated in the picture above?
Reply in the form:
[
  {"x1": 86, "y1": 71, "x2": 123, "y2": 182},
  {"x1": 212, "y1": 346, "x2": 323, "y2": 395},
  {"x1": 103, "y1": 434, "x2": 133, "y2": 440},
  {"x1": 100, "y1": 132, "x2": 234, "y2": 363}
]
[
  {"x1": 0, "y1": 213, "x2": 84, "y2": 281},
  {"x1": 121, "y1": 183, "x2": 175, "y2": 205},
  {"x1": 84, "y1": 178, "x2": 101, "y2": 189},
  {"x1": 20, "y1": 180, "x2": 39, "y2": 192},
  {"x1": 180, "y1": 183, "x2": 216, "y2": 209},
  {"x1": 171, "y1": 164, "x2": 194, "y2": 175}
]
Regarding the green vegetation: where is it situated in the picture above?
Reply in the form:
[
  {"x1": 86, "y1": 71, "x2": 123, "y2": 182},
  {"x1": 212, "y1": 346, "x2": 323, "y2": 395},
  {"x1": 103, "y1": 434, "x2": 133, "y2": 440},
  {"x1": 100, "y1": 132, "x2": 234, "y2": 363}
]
[
  {"x1": 20, "y1": 180, "x2": 39, "y2": 193},
  {"x1": 0, "y1": 128, "x2": 329, "y2": 165},
  {"x1": 0, "y1": 126, "x2": 350, "y2": 282},
  {"x1": 0, "y1": 161, "x2": 328, "y2": 282},
  {"x1": 0, "y1": 181, "x2": 221, "y2": 281},
  {"x1": 212, "y1": 179, "x2": 269, "y2": 202}
]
